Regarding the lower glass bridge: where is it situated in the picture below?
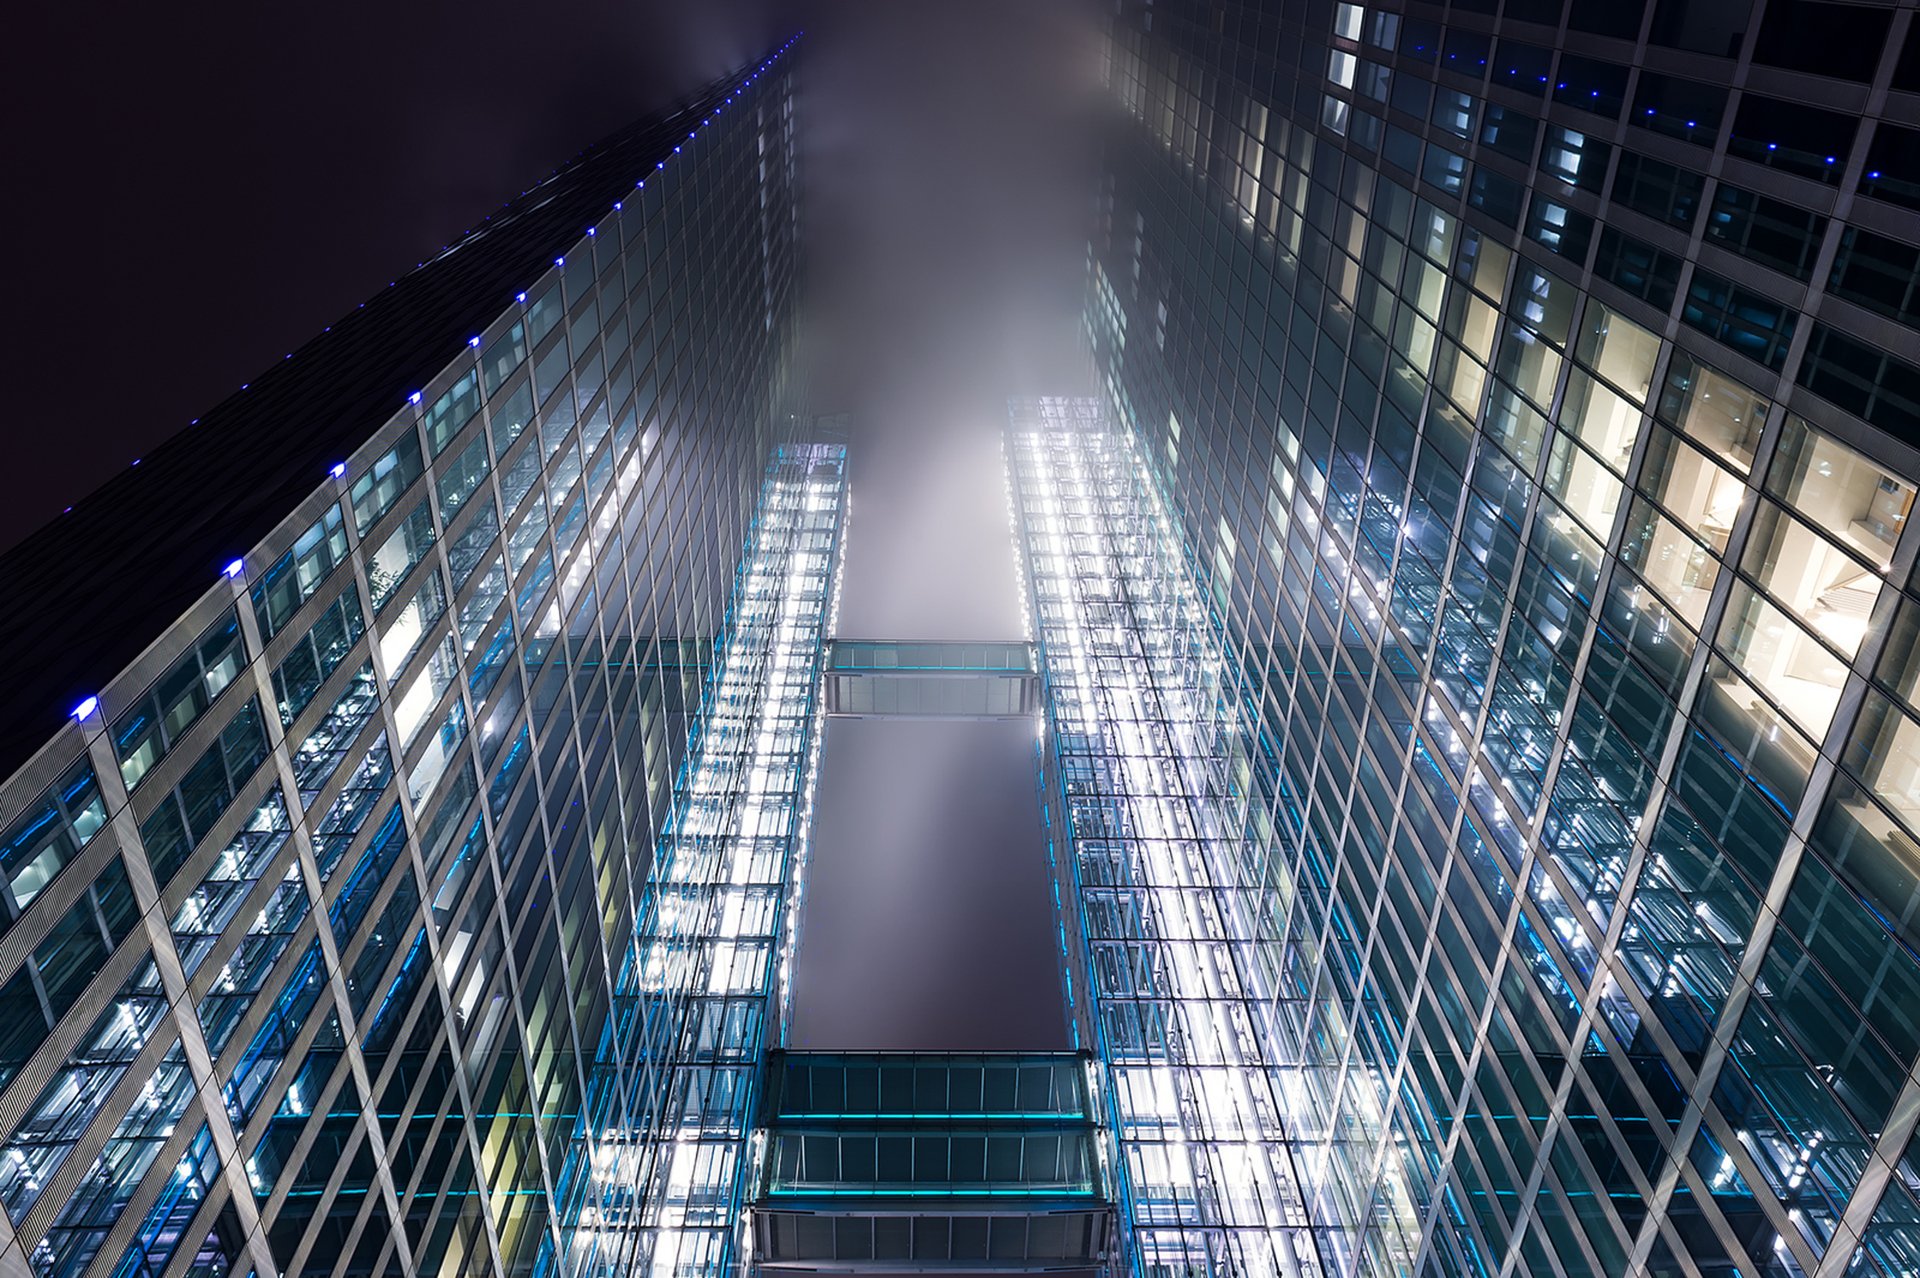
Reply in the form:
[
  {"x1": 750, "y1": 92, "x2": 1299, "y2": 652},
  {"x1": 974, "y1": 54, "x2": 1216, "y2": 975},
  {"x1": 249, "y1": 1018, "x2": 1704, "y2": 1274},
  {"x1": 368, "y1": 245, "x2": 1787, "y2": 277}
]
[{"x1": 750, "y1": 1051, "x2": 1116, "y2": 1273}]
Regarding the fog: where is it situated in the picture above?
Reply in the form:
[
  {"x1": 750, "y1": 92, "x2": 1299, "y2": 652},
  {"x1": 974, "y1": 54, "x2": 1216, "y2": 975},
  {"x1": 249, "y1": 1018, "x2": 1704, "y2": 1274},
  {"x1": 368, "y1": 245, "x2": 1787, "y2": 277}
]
[{"x1": 784, "y1": 0, "x2": 1103, "y2": 1049}]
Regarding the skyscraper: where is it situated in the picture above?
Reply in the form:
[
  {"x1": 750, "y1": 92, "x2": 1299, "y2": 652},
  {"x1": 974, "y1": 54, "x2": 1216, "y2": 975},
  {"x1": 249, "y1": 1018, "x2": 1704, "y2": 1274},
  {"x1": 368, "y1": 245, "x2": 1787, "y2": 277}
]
[
  {"x1": 0, "y1": 38, "x2": 807, "y2": 1278},
  {"x1": 1078, "y1": 2, "x2": 1920, "y2": 1277}
]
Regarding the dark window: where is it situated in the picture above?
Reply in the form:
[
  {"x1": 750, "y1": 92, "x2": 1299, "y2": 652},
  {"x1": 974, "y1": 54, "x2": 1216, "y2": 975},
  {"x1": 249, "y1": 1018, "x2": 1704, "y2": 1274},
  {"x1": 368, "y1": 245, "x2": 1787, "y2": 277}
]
[
  {"x1": 1539, "y1": 127, "x2": 1611, "y2": 194},
  {"x1": 1632, "y1": 73, "x2": 1727, "y2": 147},
  {"x1": 1897, "y1": 21, "x2": 1920, "y2": 93},
  {"x1": 1649, "y1": 0, "x2": 1750, "y2": 57},
  {"x1": 1726, "y1": 94, "x2": 1856, "y2": 184},
  {"x1": 1704, "y1": 184, "x2": 1828, "y2": 280},
  {"x1": 1861, "y1": 126, "x2": 1920, "y2": 213},
  {"x1": 1391, "y1": 73, "x2": 1432, "y2": 122},
  {"x1": 1681, "y1": 269, "x2": 1799, "y2": 370},
  {"x1": 1554, "y1": 55, "x2": 1629, "y2": 119},
  {"x1": 1469, "y1": 167, "x2": 1526, "y2": 227},
  {"x1": 1611, "y1": 151, "x2": 1705, "y2": 228},
  {"x1": 1596, "y1": 228, "x2": 1682, "y2": 309},
  {"x1": 1752, "y1": 0, "x2": 1890, "y2": 82},
  {"x1": 1442, "y1": 28, "x2": 1492, "y2": 72},
  {"x1": 1399, "y1": 17, "x2": 1441, "y2": 62},
  {"x1": 1799, "y1": 325, "x2": 1920, "y2": 436},
  {"x1": 1493, "y1": 39, "x2": 1552, "y2": 97},
  {"x1": 1384, "y1": 124, "x2": 1423, "y2": 176},
  {"x1": 1570, "y1": 0, "x2": 1646, "y2": 39},
  {"x1": 1526, "y1": 196, "x2": 1596, "y2": 263},
  {"x1": 1507, "y1": 0, "x2": 1565, "y2": 24},
  {"x1": 1829, "y1": 227, "x2": 1920, "y2": 330},
  {"x1": 1479, "y1": 104, "x2": 1539, "y2": 163}
]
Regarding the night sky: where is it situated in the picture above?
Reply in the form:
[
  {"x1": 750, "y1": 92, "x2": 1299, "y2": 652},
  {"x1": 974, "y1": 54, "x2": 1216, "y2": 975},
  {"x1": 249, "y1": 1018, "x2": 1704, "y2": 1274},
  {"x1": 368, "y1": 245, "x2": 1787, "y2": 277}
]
[{"x1": 3, "y1": 0, "x2": 1099, "y2": 1051}]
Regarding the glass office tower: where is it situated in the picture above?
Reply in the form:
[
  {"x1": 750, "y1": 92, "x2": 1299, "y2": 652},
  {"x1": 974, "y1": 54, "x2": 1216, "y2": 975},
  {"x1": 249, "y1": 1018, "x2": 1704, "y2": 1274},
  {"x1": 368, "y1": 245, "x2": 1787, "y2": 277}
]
[
  {"x1": 0, "y1": 37, "x2": 807, "y2": 1278},
  {"x1": 1086, "y1": 2, "x2": 1920, "y2": 1277}
]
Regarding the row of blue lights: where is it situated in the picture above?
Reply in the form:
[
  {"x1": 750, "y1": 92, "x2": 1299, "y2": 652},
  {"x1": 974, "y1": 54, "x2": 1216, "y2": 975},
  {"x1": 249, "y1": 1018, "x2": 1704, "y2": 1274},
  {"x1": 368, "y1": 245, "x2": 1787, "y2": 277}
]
[{"x1": 69, "y1": 35, "x2": 801, "y2": 729}]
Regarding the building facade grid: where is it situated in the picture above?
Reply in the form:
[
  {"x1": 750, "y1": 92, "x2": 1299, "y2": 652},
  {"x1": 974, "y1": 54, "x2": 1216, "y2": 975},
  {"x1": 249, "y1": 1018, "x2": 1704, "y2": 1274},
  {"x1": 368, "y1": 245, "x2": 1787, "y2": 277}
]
[{"x1": 1088, "y1": 2, "x2": 1920, "y2": 1277}]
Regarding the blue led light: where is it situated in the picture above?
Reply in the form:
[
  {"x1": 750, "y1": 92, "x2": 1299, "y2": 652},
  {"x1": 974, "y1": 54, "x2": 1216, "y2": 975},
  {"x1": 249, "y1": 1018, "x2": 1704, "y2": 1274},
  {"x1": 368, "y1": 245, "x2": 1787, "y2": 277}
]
[
  {"x1": 468, "y1": 336, "x2": 480, "y2": 348},
  {"x1": 71, "y1": 696, "x2": 98, "y2": 720},
  {"x1": 555, "y1": 256, "x2": 564, "y2": 267},
  {"x1": 516, "y1": 292, "x2": 527, "y2": 303},
  {"x1": 224, "y1": 558, "x2": 244, "y2": 579},
  {"x1": 1870, "y1": 170, "x2": 1883, "y2": 179},
  {"x1": 330, "y1": 462, "x2": 347, "y2": 478},
  {"x1": 409, "y1": 391, "x2": 422, "y2": 404}
]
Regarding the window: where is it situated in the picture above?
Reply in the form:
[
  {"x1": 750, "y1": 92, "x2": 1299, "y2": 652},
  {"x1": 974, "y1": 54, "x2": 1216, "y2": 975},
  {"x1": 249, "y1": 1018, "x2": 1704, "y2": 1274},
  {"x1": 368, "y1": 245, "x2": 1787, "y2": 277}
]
[
  {"x1": 479, "y1": 319, "x2": 527, "y2": 397},
  {"x1": 1798, "y1": 325, "x2": 1920, "y2": 436},
  {"x1": 364, "y1": 501, "x2": 437, "y2": 612},
  {"x1": 1726, "y1": 94, "x2": 1856, "y2": 184},
  {"x1": 377, "y1": 570, "x2": 449, "y2": 681},
  {"x1": 1492, "y1": 40, "x2": 1552, "y2": 97},
  {"x1": 1640, "y1": 426, "x2": 1747, "y2": 557},
  {"x1": 1767, "y1": 415, "x2": 1913, "y2": 570},
  {"x1": 1648, "y1": 0, "x2": 1749, "y2": 57},
  {"x1": 1705, "y1": 184, "x2": 1827, "y2": 280},
  {"x1": 1829, "y1": 226, "x2": 1920, "y2": 330},
  {"x1": 1681, "y1": 270, "x2": 1798, "y2": 371},
  {"x1": 1553, "y1": 55, "x2": 1628, "y2": 118},
  {"x1": 1752, "y1": 0, "x2": 1889, "y2": 82},
  {"x1": 251, "y1": 505, "x2": 349, "y2": 641},
  {"x1": 1742, "y1": 499, "x2": 1881, "y2": 660},
  {"x1": 1861, "y1": 126, "x2": 1920, "y2": 213},
  {"x1": 0, "y1": 762, "x2": 105, "y2": 918},
  {"x1": 1468, "y1": 167, "x2": 1525, "y2": 228},
  {"x1": 1656, "y1": 350, "x2": 1768, "y2": 474},
  {"x1": 1479, "y1": 104, "x2": 1538, "y2": 163},
  {"x1": 349, "y1": 434, "x2": 425, "y2": 535},
  {"x1": 1539, "y1": 126, "x2": 1610, "y2": 194},
  {"x1": 1631, "y1": 73, "x2": 1726, "y2": 146},
  {"x1": 1525, "y1": 197, "x2": 1594, "y2": 263},
  {"x1": 421, "y1": 370, "x2": 481, "y2": 457},
  {"x1": 270, "y1": 587, "x2": 365, "y2": 726},
  {"x1": 1610, "y1": 151, "x2": 1703, "y2": 228},
  {"x1": 111, "y1": 609, "x2": 245, "y2": 791},
  {"x1": 138, "y1": 700, "x2": 270, "y2": 887},
  {"x1": 1570, "y1": 0, "x2": 1645, "y2": 38},
  {"x1": 1594, "y1": 228, "x2": 1681, "y2": 309},
  {"x1": 488, "y1": 379, "x2": 535, "y2": 454}
]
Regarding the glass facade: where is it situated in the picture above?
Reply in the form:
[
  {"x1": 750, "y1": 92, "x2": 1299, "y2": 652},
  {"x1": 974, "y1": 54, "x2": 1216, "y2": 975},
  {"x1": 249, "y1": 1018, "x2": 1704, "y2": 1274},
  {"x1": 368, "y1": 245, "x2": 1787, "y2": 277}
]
[
  {"x1": 1076, "y1": 2, "x2": 1920, "y2": 1276},
  {"x1": 0, "y1": 37, "x2": 810, "y2": 1278}
]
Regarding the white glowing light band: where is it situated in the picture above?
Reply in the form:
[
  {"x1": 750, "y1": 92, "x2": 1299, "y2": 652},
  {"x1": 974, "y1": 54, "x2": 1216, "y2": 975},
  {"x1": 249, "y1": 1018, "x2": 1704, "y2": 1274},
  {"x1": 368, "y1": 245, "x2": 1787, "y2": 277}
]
[
  {"x1": 1011, "y1": 398, "x2": 1321, "y2": 1278},
  {"x1": 570, "y1": 443, "x2": 843, "y2": 1278}
]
